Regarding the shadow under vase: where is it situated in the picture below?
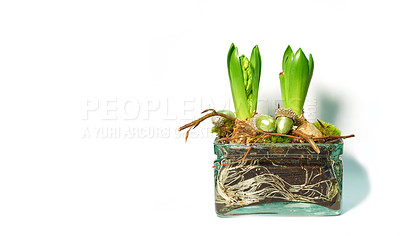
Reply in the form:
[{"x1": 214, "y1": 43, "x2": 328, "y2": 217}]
[{"x1": 342, "y1": 155, "x2": 370, "y2": 213}]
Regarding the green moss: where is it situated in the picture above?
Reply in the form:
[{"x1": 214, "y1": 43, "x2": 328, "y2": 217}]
[
  {"x1": 313, "y1": 120, "x2": 341, "y2": 136},
  {"x1": 271, "y1": 135, "x2": 293, "y2": 143},
  {"x1": 261, "y1": 135, "x2": 293, "y2": 143},
  {"x1": 211, "y1": 125, "x2": 219, "y2": 134},
  {"x1": 226, "y1": 121, "x2": 234, "y2": 129},
  {"x1": 211, "y1": 120, "x2": 234, "y2": 138}
]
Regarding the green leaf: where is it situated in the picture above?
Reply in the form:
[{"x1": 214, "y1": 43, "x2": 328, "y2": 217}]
[
  {"x1": 286, "y1": 48, "x2": 309, "y2": 115},
  {"x1": 227, "y1": 43, "x2": 235, "y2": 73},
  {"x1": 282, "y1": 45, "x2": 293, "y2": 71},
  {"x1": 279, "y1": 72, "x2": 286, "y2": 107},
  {"x1": 250, "y1": 45, "x2": 261, "y2": 114},
  {"x1": 280, "y1": 45, "x2": 293, "y2": 109},
  {"x1": 227, "y1": 44, "x2": 250, "y2": 120},
  {"x1": 308, "y1": 53, "x2": 314, "y2": 81},
  {"x1": 304, "y1": 53, "x2": 314, "y2": 100},
  {"x1": 283, "y1": 50, "x2": 294, "y2": 111},
  {"x1": 279, "y1": 46, "x2": 315, "y2": 116}
]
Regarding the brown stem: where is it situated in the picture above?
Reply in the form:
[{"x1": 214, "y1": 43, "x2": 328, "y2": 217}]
[
  {"x1": 178, "y1": 109, "x2": 235, "y2": 131},
  {"x1": 178, "y1": 109, "x2": 236, "y2": 142},
  {"x1": 313, "y1": 134, "x2": 355, "y2": 140},
  {"x1": 254, "y1": 129, "x2": 300, "y2": 140},
  {"x1": 317, "y1": 119, "x2": 328, "y2": 135},
  {"x1": 179, "y1": 109, "x2": 301, "y2": 141},
  {"x1": 293, "y1": 130, "x2": 320, "y2": 154},
  {"x1": 178, "y1": 109, "x2": 354, "y2": 145}
]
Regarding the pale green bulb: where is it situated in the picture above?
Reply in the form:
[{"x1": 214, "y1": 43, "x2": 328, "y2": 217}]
[
  {"x1": 276, "y1": 116, "x2": 293, "y2": 134},
  {"x1": 256, "y1": 115, "x2": 276, "y2": 132}
]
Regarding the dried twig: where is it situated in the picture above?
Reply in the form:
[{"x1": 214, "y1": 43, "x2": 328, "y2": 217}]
[
  {"x1": 178, "y1": 109, "x2": 299, "y2": 142},
  {"x1": 313, "y1": 134, "x2": 355, "y2": 140},
  {"x1": 178, "y1": 109, "x2": 354, "y2": 147},
  {"x1": 317, "y1": 119, "x2": 328, "y2": 135},
  {"x1": 178, "y1": 109, "x2": 235, "y2": 142},
  {"x1": 293, "y1": 130, "x2": 320, "y2": 154},
  {"x1": 248, "y1": 125, "x2": 300, "y2": 141}
]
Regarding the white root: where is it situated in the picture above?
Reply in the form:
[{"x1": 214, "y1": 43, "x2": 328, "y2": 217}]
[{"x1": 215, "y1": 159, "x2": 340, "y2": 208}]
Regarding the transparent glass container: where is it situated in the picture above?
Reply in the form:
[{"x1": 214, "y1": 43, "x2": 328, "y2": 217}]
[{"x1": 214, "y1": 140, "x2": 343, "y2": 217}]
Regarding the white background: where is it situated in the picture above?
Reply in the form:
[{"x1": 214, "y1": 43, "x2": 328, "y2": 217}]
[{"x1": 0, "y1": 0, "x2": 399, "y2": 235}]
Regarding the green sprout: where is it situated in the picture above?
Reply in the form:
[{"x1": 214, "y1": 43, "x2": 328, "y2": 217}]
[
  {"x1": 227, "y1": 43, "x2": 261, "y2": 120},
  {"x1": 280, "y1": 45, "x2": 314, "y2": 116}
]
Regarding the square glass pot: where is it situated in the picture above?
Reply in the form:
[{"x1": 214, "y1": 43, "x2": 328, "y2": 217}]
[{"x1": 214, "y1": 140, "x2": 343, "y2": 217}]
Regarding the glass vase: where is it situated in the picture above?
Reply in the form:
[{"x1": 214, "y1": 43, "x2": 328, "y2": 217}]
[{"x1": 214, "y1": 140, "x2": 344, "y2": 217}]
